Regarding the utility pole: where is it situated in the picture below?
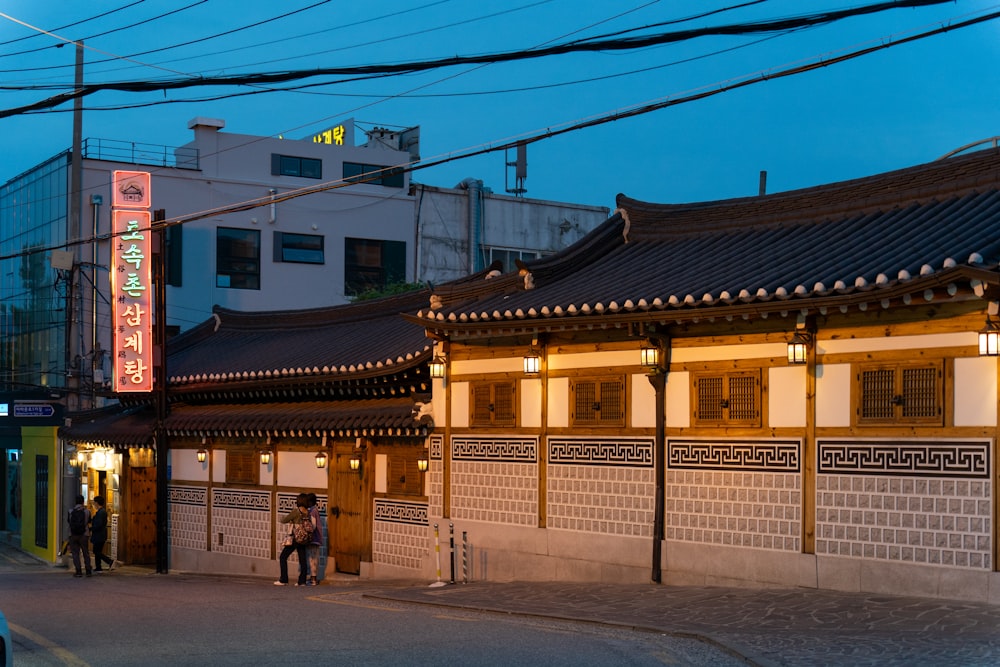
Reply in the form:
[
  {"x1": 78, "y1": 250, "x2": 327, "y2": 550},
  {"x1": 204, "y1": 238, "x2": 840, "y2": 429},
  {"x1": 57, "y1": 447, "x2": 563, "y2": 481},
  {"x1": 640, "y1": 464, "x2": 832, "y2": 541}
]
[
  {"x1": 67, "y1": 40, "x2": 84, "y2": 410},
  {"x1": 153, "y1": 209, "x2": 170, "y2": 574}
]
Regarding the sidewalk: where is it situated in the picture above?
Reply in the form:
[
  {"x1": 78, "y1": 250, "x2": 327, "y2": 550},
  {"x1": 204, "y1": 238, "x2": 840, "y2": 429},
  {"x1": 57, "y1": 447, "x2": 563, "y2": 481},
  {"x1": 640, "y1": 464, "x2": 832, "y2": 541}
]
[{"x1": 367, "y1": 580, "x2": 1000, "y2": 666}]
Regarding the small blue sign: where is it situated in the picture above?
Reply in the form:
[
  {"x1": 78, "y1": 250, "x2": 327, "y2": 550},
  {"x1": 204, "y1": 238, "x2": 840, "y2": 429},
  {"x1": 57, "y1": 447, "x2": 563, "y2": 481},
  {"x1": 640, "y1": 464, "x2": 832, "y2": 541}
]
[{"x1": 13, "y1": 403, "x2": 55, "y2": 418}]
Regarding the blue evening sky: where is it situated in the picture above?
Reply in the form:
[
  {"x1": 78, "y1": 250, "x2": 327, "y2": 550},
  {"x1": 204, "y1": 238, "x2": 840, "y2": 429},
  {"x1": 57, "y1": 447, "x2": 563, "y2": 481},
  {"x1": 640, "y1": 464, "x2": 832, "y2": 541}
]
[{"x1": 1, "y1": 1, "x2": 998, "y2": 210}]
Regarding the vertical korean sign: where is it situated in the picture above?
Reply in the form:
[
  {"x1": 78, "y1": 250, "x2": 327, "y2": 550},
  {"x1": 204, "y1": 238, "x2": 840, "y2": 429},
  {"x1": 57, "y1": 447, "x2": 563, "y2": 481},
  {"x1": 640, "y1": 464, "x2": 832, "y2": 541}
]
[{"x1": 111, "y1": 170, "x2": 153, "y2": 393}]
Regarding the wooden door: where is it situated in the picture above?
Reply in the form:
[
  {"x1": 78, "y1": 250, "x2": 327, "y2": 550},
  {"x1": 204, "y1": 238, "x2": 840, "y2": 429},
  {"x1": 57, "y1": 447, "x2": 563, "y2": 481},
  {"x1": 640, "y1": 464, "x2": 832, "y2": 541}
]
[
  {"x1": 331, "y1": 447, "x2": 369, "y2": 574},
  {"x1": 126, "y1": 465, "x2": 157, "y2": 564}
]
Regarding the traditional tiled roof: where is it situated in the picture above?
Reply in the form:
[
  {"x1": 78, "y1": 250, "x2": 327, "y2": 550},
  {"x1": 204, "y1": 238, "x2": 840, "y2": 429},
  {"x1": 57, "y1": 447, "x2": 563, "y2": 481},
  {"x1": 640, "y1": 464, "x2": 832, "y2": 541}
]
[
  {"x1": 62, "y1": 397, "x2": 431, "y2": 447},
  {"x1": 168, "y1": 288, "x2": 435, "y2": 386},
  {"x1": 415, "y1": 148, "x2": 1000, "y2": 333},
  {"x1": 64, "y1": 290, "x2": 438, "y2": 445}
]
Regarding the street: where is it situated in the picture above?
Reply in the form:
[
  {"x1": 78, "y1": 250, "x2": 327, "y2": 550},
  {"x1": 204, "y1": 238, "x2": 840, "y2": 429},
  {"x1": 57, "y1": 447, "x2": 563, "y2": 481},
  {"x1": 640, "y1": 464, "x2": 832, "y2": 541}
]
[{"x1": 0, "y1": 547, "x2": 742, "y2": 666}]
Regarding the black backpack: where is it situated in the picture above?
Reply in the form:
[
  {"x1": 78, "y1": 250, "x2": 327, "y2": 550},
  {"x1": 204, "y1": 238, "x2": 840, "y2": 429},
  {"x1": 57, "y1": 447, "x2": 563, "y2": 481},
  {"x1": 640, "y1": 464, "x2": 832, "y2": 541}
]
[{"x1": 69, "y1": 507, "x2": 87, "y2": 536}]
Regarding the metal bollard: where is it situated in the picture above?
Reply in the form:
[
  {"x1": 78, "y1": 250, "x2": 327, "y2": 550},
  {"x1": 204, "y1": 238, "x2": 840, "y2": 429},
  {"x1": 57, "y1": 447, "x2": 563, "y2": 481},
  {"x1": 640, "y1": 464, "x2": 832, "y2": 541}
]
[
  {"x1": 449, "y1": 523, "x2": 456, "y2": 584},
  {"x1": 462, "y1": 531, "x2": 468, "y2": 584},
  {"x1": 429, "y1": 523, "x2": 446, "y2": 587}
]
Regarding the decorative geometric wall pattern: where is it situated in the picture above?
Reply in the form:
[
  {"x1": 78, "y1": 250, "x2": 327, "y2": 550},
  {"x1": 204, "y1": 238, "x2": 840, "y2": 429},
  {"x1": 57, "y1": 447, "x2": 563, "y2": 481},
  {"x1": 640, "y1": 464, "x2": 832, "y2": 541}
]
[
  {"x1": 668, "y1": 439, "x2": 800, "y2": 472},
  {"x1": 428, "y1": 436, "x2": 444, "y2": 520},
  {"x1": 548, "y1": 437, "x2": 653, "y2": 466},
  {"x1": 666, "y1": 469, "x2": 801, "y2": 551},
  {"x1": 168, "y1": 485, "x2": 208, "y2": 552},
  {"x1": 818, "y1": 440, "x2": 989, "y2": 478},
  {"x1": 375, "y1": 499, "x2": 428, "y2": 525},
  {"x1": 547, "y1": 464, "x2": 654, "y2": 536},
  {"x1": 211, "y1": 488, "x2": 271, "y2": 560},
  {"x1": 452, "y1": 436, "x2": 537, "y2": 462},
  {"x1": 816, "y1": 439, "x2": 992, "y2": 569},
  {"x1": 373, "y1": 499, "x2": 430, "y2": 571},
  {"x1": 430, "y1": 435, "x2": 443, "y2": 460}
]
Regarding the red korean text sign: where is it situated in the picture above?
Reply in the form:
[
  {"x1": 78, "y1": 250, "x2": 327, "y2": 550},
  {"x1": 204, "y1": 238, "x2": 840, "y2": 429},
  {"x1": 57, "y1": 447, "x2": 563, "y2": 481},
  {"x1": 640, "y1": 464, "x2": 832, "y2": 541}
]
[{"x1": 111, "y1": 209, "x2": 153, "y2": 392}]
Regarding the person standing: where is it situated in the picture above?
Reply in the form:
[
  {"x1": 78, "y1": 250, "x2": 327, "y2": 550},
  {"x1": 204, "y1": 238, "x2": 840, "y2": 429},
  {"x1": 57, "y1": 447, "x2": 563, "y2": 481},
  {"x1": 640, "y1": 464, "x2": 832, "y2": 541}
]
[
  {"x1": 274, "y1": 496, "x2": 310, "y2": 586},
  {"x1": 306, "y1": 493, "x2": 323, "y2": 586},
  {"x1": 67, "y1": 495, "x2": 92, "y2": 578},
  {"x1": 90, "y1": 496, "x2": 116, "y2": 572}
]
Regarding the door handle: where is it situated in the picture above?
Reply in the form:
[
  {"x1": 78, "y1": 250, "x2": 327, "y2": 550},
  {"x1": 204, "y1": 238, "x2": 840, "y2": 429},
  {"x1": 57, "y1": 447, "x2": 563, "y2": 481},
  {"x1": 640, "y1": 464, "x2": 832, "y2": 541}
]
[{"x1": 330, "y1": 506, "x2": 340, "y2": 517}]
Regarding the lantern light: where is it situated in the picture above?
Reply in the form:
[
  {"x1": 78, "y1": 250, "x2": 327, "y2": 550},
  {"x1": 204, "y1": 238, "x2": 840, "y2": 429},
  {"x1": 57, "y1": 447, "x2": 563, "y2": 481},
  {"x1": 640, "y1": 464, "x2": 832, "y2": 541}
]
[{"x1": 979, "y1": 318, "x2": 1000, "y2": 356}]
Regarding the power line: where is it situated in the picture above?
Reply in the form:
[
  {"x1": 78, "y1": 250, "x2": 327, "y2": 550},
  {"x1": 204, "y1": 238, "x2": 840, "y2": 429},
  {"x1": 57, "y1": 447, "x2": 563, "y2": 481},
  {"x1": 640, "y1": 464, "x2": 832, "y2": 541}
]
[
  {"x1": 0, "y1": 0, "x2": 961, "y2": 118},
  {"x1": 2, "y1": 7, "x2": 993, "y2": 266},
  {"x1": 0, "y1": 1, "x2": 146, "y2": 47}
]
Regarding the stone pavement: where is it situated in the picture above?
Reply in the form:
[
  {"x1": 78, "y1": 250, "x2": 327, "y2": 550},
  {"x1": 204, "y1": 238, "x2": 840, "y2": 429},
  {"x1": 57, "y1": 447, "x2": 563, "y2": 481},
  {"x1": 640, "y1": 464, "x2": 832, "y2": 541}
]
[{"x1": 366, "y1": 580, "x2": 1000, "y2": 666}]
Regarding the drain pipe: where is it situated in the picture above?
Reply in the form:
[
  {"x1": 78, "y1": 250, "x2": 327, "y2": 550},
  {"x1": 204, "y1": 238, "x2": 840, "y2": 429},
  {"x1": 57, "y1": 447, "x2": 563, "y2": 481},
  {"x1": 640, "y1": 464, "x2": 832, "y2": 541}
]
[{"x1": 457, "y1": 178, "x2": 483, "y2": 273}]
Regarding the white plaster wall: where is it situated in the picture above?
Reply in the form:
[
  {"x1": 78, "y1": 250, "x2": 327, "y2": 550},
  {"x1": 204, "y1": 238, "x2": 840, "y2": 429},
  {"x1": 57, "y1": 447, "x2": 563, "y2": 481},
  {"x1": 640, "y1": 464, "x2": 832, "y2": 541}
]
[
  {"x1": 820, "y1": 332, "x2": 976, "y2": 354},
  {"x1": 260, "y1": 459, "x2": 274, "y2": 487},
  {"x1": 276, "y1": 451, "x2": 327, "y2": 489},
  {"x1": 665, "y1": 370, "x2": 690, "y2": 428},
  {"x1": 954, "y1": 356, "x2": 998, "y2": 426},
  {"x1": 451, "y1": 381, "x2": 470, "y2": 428},
  {"x1": 452, "y1": 357, "x2": 523, "y2": 375},
  {"x1": 375, "y1": 454, "x2": 388, "y2": 494},
  {"x1": 769, "y1": 365, "x2": 807, "y2": 428},
  {"x1": 547, "y1": 377, "x2": 569, "y2": 428},
  {"x1": 672, "y1": 342, "x2": 786, "y2": 363},
  {"x1": 547, "y1": 350, "x2": 635, "y2": 370},
  {"x1": 816, "y1": 363, "x2": 851, "y2": 427},
  {"x1": 212, "y1": 450, "x2": 227, "y2": 484},
  {"x1": 631, "y1": 373, "x2": 656, "y2": 428},
  {"x1": 521, "y1": 377, "x2": 542, "y2": 428},
  {"x1": 169, "y1": 449, "x2": 210, "y2": 482}
]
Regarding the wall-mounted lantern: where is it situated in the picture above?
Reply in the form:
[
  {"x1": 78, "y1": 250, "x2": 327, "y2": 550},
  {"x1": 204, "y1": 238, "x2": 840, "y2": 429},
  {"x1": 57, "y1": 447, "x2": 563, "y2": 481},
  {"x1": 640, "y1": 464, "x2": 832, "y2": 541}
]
[
  {"x1": 429, "y1": 355, "x2": 447, "y2": 379},
  {"x1": 315, "y1": 451, "x2": 328, "y2": 469},
  {"x1": 197, "y1": 449, "x2": 207, "y2": 463},
  {"x1": 979, "y1": 318, "x2": 1000, "y2": 356},
  {"x1": 786, "y1": 331, "x2": 811, "y2": 365},
  {"x1": 417, "y1": 458, "x2": 429, "y2": 473}
]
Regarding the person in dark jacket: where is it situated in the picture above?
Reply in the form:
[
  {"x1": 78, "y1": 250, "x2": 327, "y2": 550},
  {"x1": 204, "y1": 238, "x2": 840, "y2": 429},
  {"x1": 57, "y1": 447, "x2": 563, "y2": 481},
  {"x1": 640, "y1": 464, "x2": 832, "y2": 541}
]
[
  {"x1": 67, "y1": 495, "x2": 92, "y2": 578},
  {"x1": 90, "y1": 496, "x2": 117, "y2": 572}
]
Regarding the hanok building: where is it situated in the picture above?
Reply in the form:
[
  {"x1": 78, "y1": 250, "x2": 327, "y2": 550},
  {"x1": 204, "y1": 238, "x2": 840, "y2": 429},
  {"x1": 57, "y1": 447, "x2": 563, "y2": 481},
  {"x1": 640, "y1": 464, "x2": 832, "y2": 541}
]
[
  {"x1": 410, "y1": 146, "x2": 1000, "y2": 603},
  {"x1": 61, "y1": 289, "x2": 436, "y2": 575}
]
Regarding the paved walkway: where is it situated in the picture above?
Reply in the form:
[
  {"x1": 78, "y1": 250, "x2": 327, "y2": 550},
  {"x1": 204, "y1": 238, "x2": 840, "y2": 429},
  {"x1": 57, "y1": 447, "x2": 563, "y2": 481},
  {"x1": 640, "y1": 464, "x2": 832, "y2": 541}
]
[{"x1": 367, "y1": 581, "x2": 1000, "y2": 666}]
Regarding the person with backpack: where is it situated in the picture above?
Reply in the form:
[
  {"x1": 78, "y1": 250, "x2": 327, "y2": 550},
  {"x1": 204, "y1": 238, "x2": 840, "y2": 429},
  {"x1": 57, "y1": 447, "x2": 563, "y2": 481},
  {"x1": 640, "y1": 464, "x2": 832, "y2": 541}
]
[
  {"x1": 67, "y1": 495, "x2": 92, "y2": 578},
  {"x1": 305, "y1": 493, "x2": 323, "y2": 587},
  {"x1": 90, "y1": 496, "x2": 117, "y2": 572},
  {"x1": 274, "y1": 495, "x2": 311, "y2": 586}
]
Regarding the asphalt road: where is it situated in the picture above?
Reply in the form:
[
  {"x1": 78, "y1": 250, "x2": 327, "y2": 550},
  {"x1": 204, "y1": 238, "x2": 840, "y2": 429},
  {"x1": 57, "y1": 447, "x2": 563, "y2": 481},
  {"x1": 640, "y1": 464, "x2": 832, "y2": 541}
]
[{"x1": 0, "y1": 546, "x2": 744, "y2": 666}]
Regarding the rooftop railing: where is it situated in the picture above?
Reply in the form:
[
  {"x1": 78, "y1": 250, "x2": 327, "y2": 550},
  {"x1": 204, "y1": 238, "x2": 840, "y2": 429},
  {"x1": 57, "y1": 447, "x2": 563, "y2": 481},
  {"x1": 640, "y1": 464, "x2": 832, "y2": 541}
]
[{"x1": 82, "y1": 138, "x2": 199, "y2": 170}]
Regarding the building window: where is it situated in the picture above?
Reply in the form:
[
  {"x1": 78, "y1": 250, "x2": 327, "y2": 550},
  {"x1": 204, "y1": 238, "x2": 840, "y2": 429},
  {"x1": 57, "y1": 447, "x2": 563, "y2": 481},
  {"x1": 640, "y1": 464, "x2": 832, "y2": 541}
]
[
  {"x1": 570, "y1": 376, "x2": 625, "y2": 427},
  {"x1": 216, "y1": 227, "x2": 260, "y2": 289},
  {"x1": 692, "y1": 370, "x2": 761, "y2": 427},
  {"x1": 165, "y1": 223, "x2": 183, "y2": 286},
  {"x1": 470, "y1": 381, "x2": 516, "y2": 427},
  {"x1": 34, "y1": 454, "x2": 48, "y2": 548},
  {"x1": 225, "y1": 451, "x2": 259, "y2": 485},
  {"x1": 857, "y1": 361, "x2": 943, "y2": 425},
  {"x1": 386, "y1": 451, "x2": 424, "y2": 496},
  {"x1": 343, "y1": 162, "x2": 404, "y2": 188},
  {"x1": 271, "y1": 153, "x2": 322, "y2": 179},
  {"x1": 273, "y1": 231, "x2": 324, "y2": 264},
  {"x1": 483, "y1": 247, "x2": 543, "y2": 274},
  {"x1": 344, "y1": 237, "x2": 406, "y2": 295}
]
